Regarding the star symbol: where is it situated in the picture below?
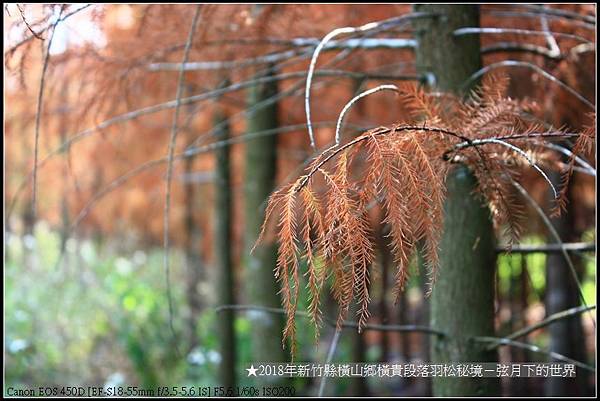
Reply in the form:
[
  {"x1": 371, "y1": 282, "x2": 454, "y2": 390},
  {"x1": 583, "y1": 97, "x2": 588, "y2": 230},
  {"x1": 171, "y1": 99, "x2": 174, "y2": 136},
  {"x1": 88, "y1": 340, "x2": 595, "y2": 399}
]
[{"x1": 246, "y1": 364, "x2": 258, "y2": 377}]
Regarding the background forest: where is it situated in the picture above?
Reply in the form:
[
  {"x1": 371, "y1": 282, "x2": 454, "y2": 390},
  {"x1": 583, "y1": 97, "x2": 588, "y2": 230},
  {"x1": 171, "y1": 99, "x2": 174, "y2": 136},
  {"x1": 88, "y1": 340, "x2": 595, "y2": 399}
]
[{"x1": 4, "y1": 3, "x2": 597, "y2": 397}]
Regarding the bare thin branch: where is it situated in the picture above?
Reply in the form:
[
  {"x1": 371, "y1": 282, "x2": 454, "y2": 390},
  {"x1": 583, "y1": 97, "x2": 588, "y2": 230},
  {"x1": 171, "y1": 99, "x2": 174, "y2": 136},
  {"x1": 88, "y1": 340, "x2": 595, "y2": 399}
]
[
  {"x1": 499, "y1": 305, "x2": 596, "y2": 346},
  {"x1": 318, "y1": 329, "x2": 341, "y2": 397},
  {"x1": 521, "y1": 4, "x2": 596, "y2": 25},
  {"x1": 447, "y1": 132, "x2": 582, "y2": 157},
  {"x1": 163, "y1": 5, "x2": 202, "y2": 355},
  {"x1": 481, "y1": 42, "x2": 563, "y2": 60},
  {"x1": 214, "y1": 304, "x2": 446, "y2": 335},
  {"x1": 511, "y1": 180, "x2": 595, "y2": 327},
  {"x1": 8, "y1": 68, "x2": 417, "y2": 221},
  {"x1": 5, "y1": 4, "x2": 93, "y2": 55},
  {"x1": 32, "y1": 5, "x2": 63, "y2": 222},
  {"x1": 471, "y1": 138, "x2": 558, "y2": 198},
  {"x1": 17, "y1": 4, "x2": 44, "y2": 40},
  {"x1": 454, "y1": 27, "x2": 592, "y2": 44},
  {"x1": 147, "y1": 38, "x2": 416, "y2": 71},
  {"x1": 306, "y1": 27, "x2": 364, "y2": 150},
  {"x1": 335, "y1": 84, "x2": 399, "y2": 146},
  {"x1": 570, "y1": 42, "x2": 596, "y2": 58},
  {"x1": 539, "y1": 13, "x2": 561, "y2": 58},
  {"x1": 541, "y1": 142, "x2": 596, "y2": 176},
  {"x1": 496, "y1": 242, "x2": 596, "y2": 254},
  {"x1": 305, "y1": 12, "x2": 435, "y2": 150},
  {"x1": 482, "y1": 10, "x2": 595, "y2": 30},
  {"x1": 462, "y1": 60, "x2": 595, "y2": 110},
  {"x1": 472, "y1": 336, "x2": 595, "y2": 372},
  {"x1": 297, "y1": 125, "x2": 473, "y2": 192}
]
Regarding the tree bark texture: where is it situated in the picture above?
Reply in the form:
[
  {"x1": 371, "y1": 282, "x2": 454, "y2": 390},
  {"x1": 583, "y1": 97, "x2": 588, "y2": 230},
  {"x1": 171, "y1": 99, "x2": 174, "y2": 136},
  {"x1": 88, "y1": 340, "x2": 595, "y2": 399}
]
[{"x1": 413, "y1": 4, "x2": 500, "y2": 396}]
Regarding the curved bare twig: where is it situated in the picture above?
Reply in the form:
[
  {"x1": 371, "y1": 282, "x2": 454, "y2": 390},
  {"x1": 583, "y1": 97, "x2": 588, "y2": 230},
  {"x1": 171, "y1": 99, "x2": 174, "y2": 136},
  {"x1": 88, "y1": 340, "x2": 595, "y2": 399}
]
[
  {"x1": 335, "y1": 84, "x2": 399, "y2": 146},
  {"x1": 163, "y1": 5, "x2": 202, "y2": 355},
  {"x1": 462, "y1": 60, "x2": 595, "y2": 111},
  {"x1": 456, "y1": 138, "x2": 559, "y2": 198},
  {"x1": 305, "y1": 12, "x2": 436, "y2": 150}
]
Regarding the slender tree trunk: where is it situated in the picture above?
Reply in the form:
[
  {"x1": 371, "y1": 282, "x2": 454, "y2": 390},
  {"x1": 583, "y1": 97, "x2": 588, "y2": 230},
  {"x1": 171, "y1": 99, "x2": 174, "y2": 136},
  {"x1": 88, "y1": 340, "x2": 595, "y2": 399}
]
[
  {"x1": 397, "y1": 290, "x2": 410, "y2": 360},
  {"x1": 510, "y1": 254, "x2": 530, "y2": 396},
  {"x1": 183, "y1": 84, "x2": 203, "y2": 351},
  {"x1": 413, "y1": 4, "x2": 500, "y2": 396},
  {"x1": 243, "y1": 66, "x2": 290, "y2": 379},
  {"x1": 519, "y1": 255, "x2": 530, "y2": 355},
  {"x1": 21, "y1": 123, "x2": 35, "y2": 239},
  {"x1": 58, "y1": 84, "x2": 71, "y2": 271},
  {"x1": 408, "y1": 248, "x2": 432, "y2": 397},
  {"x1": 214, "y1": 105, "x2": 236, "y2": 389},
  {"x1": 377, "y1": 223, "x2": 391, "y2": 364},
  {"x1": 349, "y1": 302, "x2": 369, "y2": 396},
  {"x1": 183, "y1": 149, "x2": 203, "y2": 350},
  {"x1": 416, "y1": 251, "x2": 431, "y2": 396}
]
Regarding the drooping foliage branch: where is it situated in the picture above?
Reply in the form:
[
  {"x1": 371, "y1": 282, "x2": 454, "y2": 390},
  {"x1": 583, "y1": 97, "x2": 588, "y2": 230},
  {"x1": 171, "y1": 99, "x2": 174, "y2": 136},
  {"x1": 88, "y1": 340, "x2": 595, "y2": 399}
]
[{"x1": 255, "y1": 74, "x2": 595, "y2": 354}]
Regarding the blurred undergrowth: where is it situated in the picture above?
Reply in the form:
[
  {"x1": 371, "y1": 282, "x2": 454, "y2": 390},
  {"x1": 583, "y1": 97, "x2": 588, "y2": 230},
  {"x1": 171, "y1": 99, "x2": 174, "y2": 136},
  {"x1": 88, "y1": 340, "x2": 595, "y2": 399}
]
[{"x1": 4, "y1": 223, "x2": 595, "y2": 394}]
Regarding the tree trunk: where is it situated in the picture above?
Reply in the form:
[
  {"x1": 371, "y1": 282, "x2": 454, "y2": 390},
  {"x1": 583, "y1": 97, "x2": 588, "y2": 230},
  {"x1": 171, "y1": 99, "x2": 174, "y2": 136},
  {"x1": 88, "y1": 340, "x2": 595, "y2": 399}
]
[
  {"x1": 349, "y1": 303, "x2": 369, "y2": 396},
  {"x1": 58, "y1": 83, "x2": 71, "y2": 272},
  {"x1": 183, "y1": 83, "x2": 203, "y2": 351},
  {"x1": 214, "y1": 105, "x2": 236, "y2": 389},
  {"x1": 243, "y1": 66, "x2": 290, "y2": 380},
  {"x1": 413, "y1": 4, "x2": 500, "y2": 396},
  {"x1": 431, "y1": 165, "x2": 500, "y2": 396},
  {"x1": 376, "y1": 223, "x2": 391, "y2": 364},
  {"x1": 510, "y1": 254, "x2": 530, "y2": 396},
  {"x1": 417, "y1": 251, "x2": 432, "y2": 396},
  {"x1": 183, "y1": 145, "x2": 203, "y2": 351}
]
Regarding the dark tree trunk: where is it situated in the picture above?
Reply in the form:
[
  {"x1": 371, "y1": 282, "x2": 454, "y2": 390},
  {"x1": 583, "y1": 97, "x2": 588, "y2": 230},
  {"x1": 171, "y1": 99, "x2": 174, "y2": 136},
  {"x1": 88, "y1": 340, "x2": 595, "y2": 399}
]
[
  {"x1": 214, "y1": 105, "x2": 237, "y2": 389},
  {"x1": 509, "y1": 255, "x2": 529, "y2": 396},
  {"x1": 417, "y1": 251, "x2": 432, "y2": 396},
  {"x1": 349, "y1": 303, "x2": 369, "y2": 397},
  {"x1": 413, "y1": 4, "x2": 500, "y2": 396},
  {"x1": 377, "y1": 223, "x2": 391, "y2": 364},
  {"x1": 183, "y1": 84, "x2": 203, "y2": 351},
  {"x1": 243, "y1": 66, "x2": 290, "y2": 382}
]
